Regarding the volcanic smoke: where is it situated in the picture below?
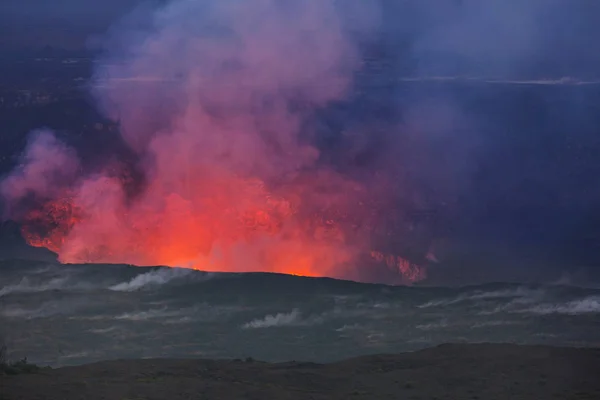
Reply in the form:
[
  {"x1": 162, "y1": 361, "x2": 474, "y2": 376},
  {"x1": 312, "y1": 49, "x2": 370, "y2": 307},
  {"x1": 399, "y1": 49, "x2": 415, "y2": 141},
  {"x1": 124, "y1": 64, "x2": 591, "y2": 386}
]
[{"x1": 1, "y1": 0, "x2": 428, "y2": 284}]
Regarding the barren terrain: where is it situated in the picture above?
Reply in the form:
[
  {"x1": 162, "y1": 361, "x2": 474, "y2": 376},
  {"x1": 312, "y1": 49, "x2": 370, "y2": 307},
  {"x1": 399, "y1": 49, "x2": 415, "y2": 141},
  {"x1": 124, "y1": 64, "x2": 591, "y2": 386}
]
[{"x1": 3, "y1": 343, "x2": 600, "y2": 400}]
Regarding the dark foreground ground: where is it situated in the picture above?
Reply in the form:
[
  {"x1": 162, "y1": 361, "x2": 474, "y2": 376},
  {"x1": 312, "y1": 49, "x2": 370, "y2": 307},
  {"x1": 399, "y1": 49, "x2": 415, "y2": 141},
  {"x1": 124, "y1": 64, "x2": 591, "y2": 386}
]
[{"x1": 2, "y1": 343, "x2": 600, "y2": 400}]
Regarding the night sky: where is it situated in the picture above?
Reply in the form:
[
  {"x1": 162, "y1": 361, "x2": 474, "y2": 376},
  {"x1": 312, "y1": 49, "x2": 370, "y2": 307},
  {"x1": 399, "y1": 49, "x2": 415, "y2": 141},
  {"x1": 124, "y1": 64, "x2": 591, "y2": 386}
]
[{"x1": 2, "y1": 0, "x2": 600, "y2": 77}]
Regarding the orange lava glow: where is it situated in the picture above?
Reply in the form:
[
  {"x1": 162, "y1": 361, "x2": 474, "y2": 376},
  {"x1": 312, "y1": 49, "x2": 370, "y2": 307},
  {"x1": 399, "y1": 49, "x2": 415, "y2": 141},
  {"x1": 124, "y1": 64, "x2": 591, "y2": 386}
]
[{"x1": 20, "y1": 169, "x2": 426, "y2": 284}]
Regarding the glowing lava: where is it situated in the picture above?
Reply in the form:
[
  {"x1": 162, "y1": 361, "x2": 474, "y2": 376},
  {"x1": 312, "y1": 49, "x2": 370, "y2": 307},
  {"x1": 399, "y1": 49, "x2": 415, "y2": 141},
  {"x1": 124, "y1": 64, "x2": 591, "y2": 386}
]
[{"x1": 17, "y1": 165, "x2": 426, "y2": 284}]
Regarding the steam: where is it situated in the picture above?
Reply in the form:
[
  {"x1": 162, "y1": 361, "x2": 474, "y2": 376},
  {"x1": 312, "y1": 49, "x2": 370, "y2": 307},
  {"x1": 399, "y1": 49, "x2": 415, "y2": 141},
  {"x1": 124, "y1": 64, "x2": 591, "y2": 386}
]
[
  {"x1": 525, "y1": 297, "x2": 600, "y2": 315},
  {"x1": 0, "y1": 276, "x2": 68, "y2": 297},
  {"x1": 1, "y1": 300, "x2": 86, "y2": 319},
  {"x1": 382, "y1": 0, "x2": 593, "y2": 79},
  {"x1": 93, "y1": 0, "x2": 366, "y2": 155},
  {"x1": 109, "y1": 267, "x2": 193, "y2": 292},
  {"x1": 241, "y1": 309, "x2": 306, "y2": 329},
  {"x1": 417, "y1": 287, "x2": 543, "y2": 309},
  {"x1": 2, "y1": 0, "x2": 416, "y2": 282},
  {"x1": 114, "y1": 308, "x2": 185, "y2": 321},
  {"x1": 0, "y1": 130, "x2": 80, "y2": 216}
]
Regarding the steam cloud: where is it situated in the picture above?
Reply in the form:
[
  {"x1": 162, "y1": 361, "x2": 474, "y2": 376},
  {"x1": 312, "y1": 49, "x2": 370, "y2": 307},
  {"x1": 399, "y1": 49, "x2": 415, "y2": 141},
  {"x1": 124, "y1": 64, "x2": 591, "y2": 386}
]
[{"x1": 2, "y1": 0, "x2": 433, "y2": 283}]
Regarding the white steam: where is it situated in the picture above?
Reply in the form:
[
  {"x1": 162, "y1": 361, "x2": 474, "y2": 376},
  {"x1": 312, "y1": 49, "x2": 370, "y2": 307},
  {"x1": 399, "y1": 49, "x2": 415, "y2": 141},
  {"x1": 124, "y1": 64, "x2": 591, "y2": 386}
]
[{"x1": 108, "y1": 267, "x2": 195, "y2": 291}]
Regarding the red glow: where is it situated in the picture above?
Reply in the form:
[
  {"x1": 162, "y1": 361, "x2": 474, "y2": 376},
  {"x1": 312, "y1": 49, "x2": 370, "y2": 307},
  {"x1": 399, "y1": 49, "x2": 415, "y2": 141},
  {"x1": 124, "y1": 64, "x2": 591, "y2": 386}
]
[{"x1": 20, "y1": 170, "x2": 426, "y2": 284}]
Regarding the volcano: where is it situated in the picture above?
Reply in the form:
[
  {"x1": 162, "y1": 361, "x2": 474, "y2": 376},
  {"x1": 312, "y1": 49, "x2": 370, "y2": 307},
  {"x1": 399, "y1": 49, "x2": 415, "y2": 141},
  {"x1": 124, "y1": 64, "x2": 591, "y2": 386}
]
[{"x1": 0, "y1": 0, "x2": 444, "y2": 285}]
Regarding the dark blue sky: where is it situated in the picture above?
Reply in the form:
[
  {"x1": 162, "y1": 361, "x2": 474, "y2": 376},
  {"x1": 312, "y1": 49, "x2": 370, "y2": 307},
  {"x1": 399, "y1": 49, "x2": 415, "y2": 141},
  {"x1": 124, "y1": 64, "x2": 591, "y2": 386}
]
[
  {"x1": 2, "y1": 0, "x2": 600, "y2": 78},
  {"x1": 0, "y1": 0, "x2": 144, "y2": 49}
]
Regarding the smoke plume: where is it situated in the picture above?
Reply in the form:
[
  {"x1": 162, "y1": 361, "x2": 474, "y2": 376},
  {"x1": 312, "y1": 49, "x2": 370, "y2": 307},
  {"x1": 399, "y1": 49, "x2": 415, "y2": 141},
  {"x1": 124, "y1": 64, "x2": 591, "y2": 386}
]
[{"x1": 1, "y1": 0, "x2": 435, "y2": 284}]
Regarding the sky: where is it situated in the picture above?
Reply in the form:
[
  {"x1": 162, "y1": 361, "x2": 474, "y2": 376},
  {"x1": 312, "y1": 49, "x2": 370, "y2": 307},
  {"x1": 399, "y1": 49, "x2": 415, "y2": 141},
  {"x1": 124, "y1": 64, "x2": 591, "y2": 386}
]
[
  {"x1": 2, "y1": 0, "x2": 600, "y2": 78},
  {"x1": 0, "y1": 0, "x2": 146, "y2": 49}
]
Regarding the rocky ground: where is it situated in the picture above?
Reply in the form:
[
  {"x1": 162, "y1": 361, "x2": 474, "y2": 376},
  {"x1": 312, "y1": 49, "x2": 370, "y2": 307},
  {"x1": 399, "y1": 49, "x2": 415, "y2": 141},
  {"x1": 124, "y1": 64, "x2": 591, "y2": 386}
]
[{"x1": 2, "y1": 343, "x2": 600, "y2": 399}]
